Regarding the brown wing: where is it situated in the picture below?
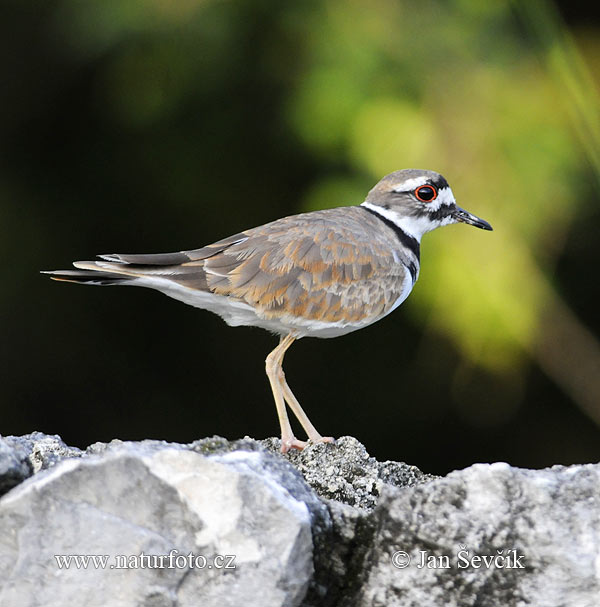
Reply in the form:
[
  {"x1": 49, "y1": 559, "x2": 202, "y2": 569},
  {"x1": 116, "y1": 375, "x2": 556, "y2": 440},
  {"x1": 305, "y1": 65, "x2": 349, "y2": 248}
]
[
  {"x1": 65, "y1": 206, "x2": 410, "y2": 324},
  {"x1": 184, "y1": 206, "x2": 409, "y2": 323}
]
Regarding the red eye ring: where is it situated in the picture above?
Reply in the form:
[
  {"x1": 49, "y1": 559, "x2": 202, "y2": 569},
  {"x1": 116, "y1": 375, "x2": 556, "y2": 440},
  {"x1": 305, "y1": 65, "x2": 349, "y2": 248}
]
[{"x1": 415, "y1": 185, "x2": 437, "y2": 202}]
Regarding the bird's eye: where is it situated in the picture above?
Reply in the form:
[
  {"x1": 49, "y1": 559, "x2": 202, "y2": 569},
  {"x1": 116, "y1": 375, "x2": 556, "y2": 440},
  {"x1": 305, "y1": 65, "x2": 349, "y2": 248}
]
[{"x1": 415, "y1": 185, "x2": 437, "y2": 202}]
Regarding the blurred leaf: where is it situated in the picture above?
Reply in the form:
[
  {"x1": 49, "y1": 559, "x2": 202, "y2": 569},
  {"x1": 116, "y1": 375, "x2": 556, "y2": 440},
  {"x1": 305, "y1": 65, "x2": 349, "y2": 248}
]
[
  {"x1": 53, "y1": 0, "x2": 209, "y2": 58},
  {"x1": 349, "y1": 98, "x2": 441, "y2": 175}
]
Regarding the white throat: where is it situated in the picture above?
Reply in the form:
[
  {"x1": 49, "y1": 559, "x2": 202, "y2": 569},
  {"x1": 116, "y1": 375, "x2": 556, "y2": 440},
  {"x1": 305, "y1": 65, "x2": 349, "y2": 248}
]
[{"x1": 360, "y1": 202, "x2": 429, "y2": 241}]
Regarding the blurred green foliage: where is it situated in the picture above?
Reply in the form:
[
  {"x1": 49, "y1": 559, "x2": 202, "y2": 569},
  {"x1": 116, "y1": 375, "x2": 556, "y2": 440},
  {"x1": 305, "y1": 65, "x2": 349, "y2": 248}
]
[
  {"x1": 2, "y1": 0, "x2": 600, "y2": 470},
  {"x1": 287, "y1": 0, "x2": 585, "y2": 368},
  {"x1": 290, "y1": 0, "x2": 600, "y2": 419}
]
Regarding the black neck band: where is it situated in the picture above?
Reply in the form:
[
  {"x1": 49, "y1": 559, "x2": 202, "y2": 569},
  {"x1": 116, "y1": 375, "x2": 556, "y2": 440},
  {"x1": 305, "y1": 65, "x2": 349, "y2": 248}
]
[{"x1": 361, "y1": 205, "x2": 421, "y2": 262}]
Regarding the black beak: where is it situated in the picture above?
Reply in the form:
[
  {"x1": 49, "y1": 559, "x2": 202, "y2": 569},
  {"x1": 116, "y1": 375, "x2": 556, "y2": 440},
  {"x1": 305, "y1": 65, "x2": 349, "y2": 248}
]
[{"x1": 452, "y1": 206, "x2": 493, "y2": 231}]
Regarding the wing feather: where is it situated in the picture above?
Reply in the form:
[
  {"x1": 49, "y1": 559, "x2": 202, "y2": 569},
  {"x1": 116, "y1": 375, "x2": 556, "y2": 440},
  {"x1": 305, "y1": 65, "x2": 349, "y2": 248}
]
[
  {"x1": 196, "y1": 207, "x2": 410, "y2": 323},
  {"x1": 45, "y1": 207, "x2": 412, "y2": 326}
]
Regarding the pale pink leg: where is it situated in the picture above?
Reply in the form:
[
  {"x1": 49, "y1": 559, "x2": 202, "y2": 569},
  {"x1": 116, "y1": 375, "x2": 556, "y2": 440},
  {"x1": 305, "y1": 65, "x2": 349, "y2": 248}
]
[
  {"x1": 281, "y1": 379, "x2": 334, "y2": 446},
  {"x1": 265, "y1": 335, "x2": 307, "y2": 453},
  {"x1": 265, "y1": 334, "x2": 333, "y2": 453}
]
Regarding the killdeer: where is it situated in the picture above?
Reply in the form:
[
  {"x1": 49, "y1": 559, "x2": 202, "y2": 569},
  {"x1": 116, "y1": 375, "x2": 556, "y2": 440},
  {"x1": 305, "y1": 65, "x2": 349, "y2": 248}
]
[{"x1": 44, "y1": 169, "x2": 492, "y2": 452}]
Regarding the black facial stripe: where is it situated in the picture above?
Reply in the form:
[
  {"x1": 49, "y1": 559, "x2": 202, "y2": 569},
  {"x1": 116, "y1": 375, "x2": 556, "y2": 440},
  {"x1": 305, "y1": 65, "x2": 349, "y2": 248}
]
[
  {"x1": 360, "y1": 206, "x2": 420, "y2": 261},
  {"x1": 407, "y1": 261, "x2": 418, "y2": 282},
  {"x1": 413, "y1": 204, "x2": 455, "y2": 222},
  {"x1": 431, "y1": 175, "x2": 449, "y2": 190}
]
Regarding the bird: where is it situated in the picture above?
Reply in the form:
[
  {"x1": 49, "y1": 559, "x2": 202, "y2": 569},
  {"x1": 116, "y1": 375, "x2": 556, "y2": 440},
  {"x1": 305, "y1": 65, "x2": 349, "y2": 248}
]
[{"x1": 44, "y1": 169, "x2": 492, "y2": 453}]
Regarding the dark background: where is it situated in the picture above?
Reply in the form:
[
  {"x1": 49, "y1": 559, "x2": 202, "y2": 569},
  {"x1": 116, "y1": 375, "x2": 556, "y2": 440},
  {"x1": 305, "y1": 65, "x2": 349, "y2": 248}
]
[{"x1": 2, "y1": 0, "x2": 599, "y2": 475}]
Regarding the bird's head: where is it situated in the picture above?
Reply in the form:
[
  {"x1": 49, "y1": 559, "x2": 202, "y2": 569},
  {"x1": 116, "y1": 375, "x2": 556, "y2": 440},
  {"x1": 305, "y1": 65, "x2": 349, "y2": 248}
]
[{"x1": 362, "y1": 169, "x2": 492, "y2": 241}]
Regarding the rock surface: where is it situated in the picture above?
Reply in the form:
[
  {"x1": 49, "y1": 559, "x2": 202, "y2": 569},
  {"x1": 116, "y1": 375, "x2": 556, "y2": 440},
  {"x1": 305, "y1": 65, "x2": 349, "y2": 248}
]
[
  {"x1": 0, "y1": 432, "x2": 81, "y2": 495},
  {"x1": 358, "y1": 462, "x2": 600, "y2": 607},
  {"x1": 0, "y1": 432, "x2": 598, "y2": 607}
]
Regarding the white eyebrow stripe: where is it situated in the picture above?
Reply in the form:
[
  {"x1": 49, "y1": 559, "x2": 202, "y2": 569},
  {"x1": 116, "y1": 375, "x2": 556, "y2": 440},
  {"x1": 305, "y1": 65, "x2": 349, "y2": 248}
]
[{"x1": 391, "y1": 177, "x2": 431, "y2": 192}]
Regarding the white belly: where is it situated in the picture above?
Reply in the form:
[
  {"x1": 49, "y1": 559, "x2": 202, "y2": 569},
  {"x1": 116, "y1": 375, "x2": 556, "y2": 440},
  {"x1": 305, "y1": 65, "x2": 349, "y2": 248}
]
[{"x1": 129, "y1": 274, "x2": 415, "y2": 339}]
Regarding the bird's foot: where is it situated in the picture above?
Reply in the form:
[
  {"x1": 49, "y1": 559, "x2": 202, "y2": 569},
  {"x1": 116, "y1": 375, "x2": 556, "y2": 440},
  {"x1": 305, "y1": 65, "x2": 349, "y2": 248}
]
[
  {"x1": 309, "y1": 435, "x2": 335, "y2": 447},
  {"x1": 280, "y1": 435, "x2": 335, "y2": 453},
  {"x1": 280, "y1": 436, "x2": 308, "y2": 453}
]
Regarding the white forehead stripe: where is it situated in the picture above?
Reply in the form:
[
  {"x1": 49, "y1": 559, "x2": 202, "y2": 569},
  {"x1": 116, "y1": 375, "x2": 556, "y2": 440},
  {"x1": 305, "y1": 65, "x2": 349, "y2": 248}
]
[
  {"x1": 436, "y1": 187, "x2": 455, "y2": 206},
  {"x1": 427, "y1": 186, "x2": 455, "y2": 212}
]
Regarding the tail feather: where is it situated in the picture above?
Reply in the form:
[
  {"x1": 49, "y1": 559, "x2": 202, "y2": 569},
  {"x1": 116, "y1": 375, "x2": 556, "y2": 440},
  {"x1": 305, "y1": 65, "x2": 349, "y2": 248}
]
[
  {"x1": 72, "y1": 259, "x2": 197, "y2": 278},
  {"x1": 73, "y1": 260, "x2": 149, "y2": 277},
  {"x1": 98, "y1": 251, "x2": 190, "y2": 265},
  {"x1": 41, "y1": 269, "x2": 132, "y2": 286},
  {"x1": 42, "y1": 245, "x2": 216, "y2": 291}
]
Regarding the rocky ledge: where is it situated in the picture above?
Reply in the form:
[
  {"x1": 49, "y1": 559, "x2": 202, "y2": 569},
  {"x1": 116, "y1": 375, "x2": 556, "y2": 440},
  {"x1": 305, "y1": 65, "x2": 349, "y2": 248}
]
[{"x1": 0, "y1": 432, "x2": 598, "y2": 607}]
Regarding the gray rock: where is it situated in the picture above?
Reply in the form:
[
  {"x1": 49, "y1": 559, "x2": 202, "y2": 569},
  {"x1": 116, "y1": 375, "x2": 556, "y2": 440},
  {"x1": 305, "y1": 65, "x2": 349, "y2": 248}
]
[
  {"x1": 0, "y1": 440, "x2": 319, "y2": 607},
  {"x1": 0, "y1": 438, "x2": 31, "y2": 495},
  {"x1": 358, "y1": 462, "x2": 600, "y2": 607},
  {"x1": 270, "y1": 435, "x2": 435, "y2": 511},
  {"x1": 0, "y1": 432, "x2": 82, "y2": 496},
  {"x1": 0, "y1": 433, "x2": 599, "y2": 607}
]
